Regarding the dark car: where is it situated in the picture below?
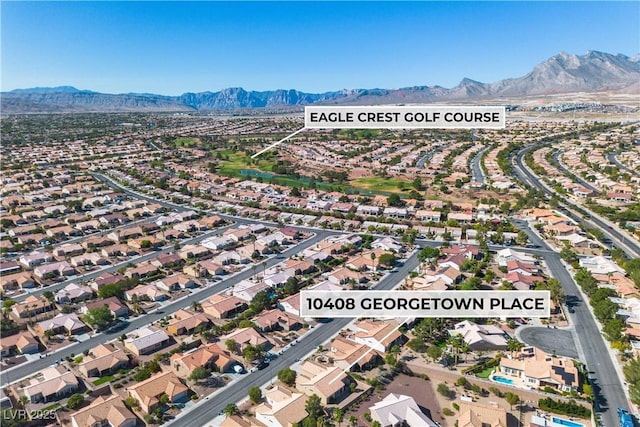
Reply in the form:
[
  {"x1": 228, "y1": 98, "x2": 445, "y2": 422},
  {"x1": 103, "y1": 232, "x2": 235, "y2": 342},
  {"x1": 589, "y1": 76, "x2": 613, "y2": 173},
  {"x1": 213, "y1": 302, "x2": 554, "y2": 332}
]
[{"x1": 256, "y1": 361, "x2": 269, "y2": 370}]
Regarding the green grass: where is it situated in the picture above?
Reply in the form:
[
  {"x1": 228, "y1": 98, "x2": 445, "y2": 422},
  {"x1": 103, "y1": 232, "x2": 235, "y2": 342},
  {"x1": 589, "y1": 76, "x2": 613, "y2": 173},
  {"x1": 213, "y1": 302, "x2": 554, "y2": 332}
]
[
  {"x1": 41, "y1": 403, "x2": 61, "y2": 412},
  {"x1": 174, "y1": 137, "x2": 198, "y2": 147},
  {"x1": 352, "y1": 177, "x2": 413, "y2": 194},
  {"x1": 475, "y1": 367, "x2": 494, "y2": 379},
  {"x1": 93, "y1": 375, "x2": 115, "y2": 385},
  {"x1": 218, "y1": 150, "x2": 275, "y2": 177}
]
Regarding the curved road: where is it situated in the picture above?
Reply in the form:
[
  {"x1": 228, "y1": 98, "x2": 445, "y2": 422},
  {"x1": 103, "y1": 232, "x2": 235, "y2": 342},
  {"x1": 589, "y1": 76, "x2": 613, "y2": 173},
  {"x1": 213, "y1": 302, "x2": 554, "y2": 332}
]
[
  {"x1": 470, "y1": 145, "x2": 491, "y2": 184},
  {"x1": 606, "y1": 152, "x2": 638, "y2": 177},
  {"x1": 550, "y1": 150, "x2": 600, "y2": 194},
  {"x1": 513, "y1": 145, "x2": 640, "y2": 259},
  {"x1": 510, "y1": 152, "x2": 633, "y2": 426}
]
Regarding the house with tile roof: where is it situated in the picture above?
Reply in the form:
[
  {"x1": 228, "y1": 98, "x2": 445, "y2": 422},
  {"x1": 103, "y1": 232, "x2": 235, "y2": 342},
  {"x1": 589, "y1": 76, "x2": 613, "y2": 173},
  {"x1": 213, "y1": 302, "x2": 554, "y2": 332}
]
[
  {"x1": 24, "y1": 365, "x2": 79, "y2": 403},
  {"x1": 448, "y1": 320, "x2": 508, "y2": 351},
  {"x1": 254, "y1": 385, "x2": 307, "y2": 427},
  {"x1": 499, "y1": 347, "x2": 579, "y2": 392},
  {"x1": 457, "y1": 401, "x2": 507, "y2": 427},
  {"x1": 202, "y1": 293, "x2": 248, "y2": 319},
  {"x1": 70, "y1": 395, "x2": 137, "y2": 427},
  {"x1": 170, "y1": 343, "x2": 234, "y2": 376},
  {"x1": 124, "y1": 326, "x2": 171, "y2": 356},
  {"x1": 126, "y1": 371, "x2": 190, "y2": 414},
  {"x1": 78, "y1": 343, "x2": 129, "y2": 378},
  {"x1": 369, "y1": 393, "x2": 438, "y2": 427},
  {"x1": 35, "y1": 313, "x2": 87, "y2": 337},
  {"x1": 165, "y1": 309, "x2": 210, "y2": 336},
  {"x1": 295, "y1": 360, "x2": 354, "y2": 405}
]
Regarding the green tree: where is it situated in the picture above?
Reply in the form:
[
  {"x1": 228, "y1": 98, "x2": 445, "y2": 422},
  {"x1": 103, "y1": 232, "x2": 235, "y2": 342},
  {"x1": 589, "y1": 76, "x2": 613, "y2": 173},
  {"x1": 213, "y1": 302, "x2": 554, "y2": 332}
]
[
  {"x1": 387, "y1": 194, "x2": 402, "y2": 207},
  {"x1": 623, "y1": 356, "x2": 640, "y2": 405},
  {"x1": 407, "y1": 338, "x2": 427, "y2": 353},
  {"x1": 412, "y1": 177, "x2": 423, "y2": 191},
  {"x1": 124, "y1": 396, "x2": 140, "y2": 410},
  {"x1": 81, "y1": 305, "x2": 114, "y2": 330},
  {"x1": 378, "y1": 253, "x2": 396, "y2": 268},
  {"x1": 333, "y1": 408, "x2": 344, "y2": 427},
  {"x1": 447, "y1": 334, "x2": 466, "y2": 365},
  {"x1": 560, "y1": 246, "x2": 578, "y2": 263},
  {"x1": 278, "y1": 367, "x2": 297, "y2": 386},
  {"x1": 437, "y1": 383, "x2": 451, "y2": 399},
  {"x1": 42, "y1": 291, "x2": 55, "y2": 302},
  {"x1": 243, "y1": 343, "x2": 265, "y2": 363},
  {"x1": 223, "y1": 403, "x2": 240, "y2": 417},
  {"x1": 537, "y1": 278, "x2": 565, "y2": 306},
  {"x1": 516, "y1": 230, "x2": 528, "y2": 246},
  {"x1": 225, "y1": 339, "x2": 238, "y2": 353},
  {"x1": 582, "y1": 384, "x2": 593, "y2": 401},
  {"x1": 305, "y1": 394, "x2": 323, "y2": 419},
  {"x1": 251, "y1": 290, "x2": 271, "y2": 312},
  {"x1": 98, "y1": 283, "x2": 124, "y2": 299},
  {"x1": 66, "y1": 393, "x2": 84, "y2": 409},
  {"x1": 159, "y1": 393, "x2": 170, "y2": 405},
  {"x1": 507, "y1": 338, "x2": 525, "y2": 353},
  {"x1": 188, "y1": 366, "x2": 209, "y2": 382},
  {"x1": 427, "y1": 345, "x2": 443, "y2": 362},
  {"x1": 504, "y1": 392, "x2": 520, "y2": 410},
  {"x1": 249, "y1": 386, "x2": 262, "y2": 404},
  {"x1": 418, "y1": 246, "x2": 440, "y2": 262}
]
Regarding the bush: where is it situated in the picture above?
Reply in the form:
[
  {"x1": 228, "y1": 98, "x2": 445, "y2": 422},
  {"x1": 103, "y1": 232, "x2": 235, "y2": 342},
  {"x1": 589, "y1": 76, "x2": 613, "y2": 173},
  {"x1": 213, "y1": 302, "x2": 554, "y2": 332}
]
[
  {"x1": 442, "y1": 408, "x2": 454, "y2": 416},
  {"x1": 452, "y1": 402, "x2": 460, "y2": 411},
  {"x1": 456, "y1": 377, "x2": 468, "y2": 387},
  {"x1": 538, "y1": 398, "x2": 590, "y2": 418},
  {"x1": 66, "y1": 393, "x2": 84, "y2": 410},
  {"x1": 437, "y1": 383, "x2": 451, "y2": 399},
  {"x1": 462, "y1": 354, "x2": 502, "y2": 375},
  {"x1": 407, "y1": 338, "x2": 428, "y2": 353},
  {"x1": 489, "y1": 386, "x2": 503, "y2": 398}
]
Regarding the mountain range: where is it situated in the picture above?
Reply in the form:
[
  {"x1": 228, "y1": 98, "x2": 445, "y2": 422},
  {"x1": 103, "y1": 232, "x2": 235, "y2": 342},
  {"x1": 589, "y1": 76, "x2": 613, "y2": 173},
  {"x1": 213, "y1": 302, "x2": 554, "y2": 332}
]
[{"x1": 2, "y1": 51, "x2": 639, "y2": 113}]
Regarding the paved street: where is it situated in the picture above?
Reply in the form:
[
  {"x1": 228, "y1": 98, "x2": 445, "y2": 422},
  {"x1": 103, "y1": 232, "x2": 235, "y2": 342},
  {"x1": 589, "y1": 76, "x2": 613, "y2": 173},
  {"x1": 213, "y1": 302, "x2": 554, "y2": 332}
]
[
  {"x1": 511, "y1": 213, "x2": 631, "y2": 426},
  {"x1": 0, "y1": 232, "x2": 330, "y2": 386},
  {"x1": 605, "y1": 152, "x2": 638, "y2": 177},
  {"x1": 513, "y1": 146, "x2": 640, "y2": 258},
  {"x1": 470, "y1": 145, "x2": 491, "y2": 184},
  {"x1": 12, "y1": 223, "x2": 238, "y2": 303},
  {"x1": 166, "y1": 247, "x2": 421, "y2": 427},
  {"x1": 551, "y1": 150, "x2": 600, "y2": 193},
  {"x1": 517, "y1": 327, "x2": 578, "y2": 359}
]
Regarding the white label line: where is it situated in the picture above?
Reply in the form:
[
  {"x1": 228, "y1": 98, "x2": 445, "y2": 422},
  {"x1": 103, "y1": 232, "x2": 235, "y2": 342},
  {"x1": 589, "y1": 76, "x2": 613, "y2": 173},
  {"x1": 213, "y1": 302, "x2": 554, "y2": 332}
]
[{"x1": 251, "y1": 127, "x2": 307, "y2": 158}]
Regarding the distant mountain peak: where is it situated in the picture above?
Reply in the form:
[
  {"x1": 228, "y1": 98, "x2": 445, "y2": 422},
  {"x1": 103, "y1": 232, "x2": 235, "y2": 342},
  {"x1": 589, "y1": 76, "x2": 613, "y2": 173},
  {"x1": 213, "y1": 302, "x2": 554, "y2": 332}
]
[
  {"x1": 9, "y1": 85, "x2": 84, "y2": 94},
  {"x1": 3, "y1": 50, "x2": 638, "y2": 113}
]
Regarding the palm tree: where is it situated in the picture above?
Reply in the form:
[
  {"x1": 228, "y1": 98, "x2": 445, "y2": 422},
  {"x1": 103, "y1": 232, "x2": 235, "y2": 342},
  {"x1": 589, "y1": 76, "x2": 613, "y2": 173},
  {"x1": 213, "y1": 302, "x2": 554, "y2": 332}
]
[
  {"x1": 223, "y1": 403, "x2": 239, "y2": 417},
  {"x1": 333, "y1": 408, "x2": 344, "y2": 427},
  {"x1": 370, "y1": 252, "x2": 377, "y2": 275},
  {"x1": 191, "y1": 301, "x2": 202, "y2": 312},
  {"x1": 447, "y1": 334, "x2": 466, "y2": 366},
  {"x1": 348, "y1": 415, "x2": 358, "y2": 427}
]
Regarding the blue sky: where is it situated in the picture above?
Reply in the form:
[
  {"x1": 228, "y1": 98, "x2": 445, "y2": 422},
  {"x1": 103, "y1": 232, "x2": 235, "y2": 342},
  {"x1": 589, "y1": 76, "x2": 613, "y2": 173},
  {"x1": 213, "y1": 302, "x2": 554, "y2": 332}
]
[{"x1": 2, "y1": 2, "x2": 638, "y2": 94}]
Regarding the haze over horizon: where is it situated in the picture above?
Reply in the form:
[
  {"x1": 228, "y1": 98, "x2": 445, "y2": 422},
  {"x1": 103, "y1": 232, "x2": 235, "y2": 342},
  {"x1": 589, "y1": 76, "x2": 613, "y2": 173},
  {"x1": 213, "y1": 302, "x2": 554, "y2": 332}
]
[{"x1": 2, "y1": 2, "x2": 638, "y2": 95}]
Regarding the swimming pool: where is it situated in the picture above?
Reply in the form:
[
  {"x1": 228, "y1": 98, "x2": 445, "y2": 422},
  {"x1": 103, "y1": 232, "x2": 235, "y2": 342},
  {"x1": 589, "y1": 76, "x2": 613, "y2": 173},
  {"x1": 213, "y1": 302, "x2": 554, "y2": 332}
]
[
  {"x1": 552, "y1": 417, "x2": 584, "y2": 427},
  {"x1": 492, "y1": 375, "x2": 514, "y2": 385}
]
